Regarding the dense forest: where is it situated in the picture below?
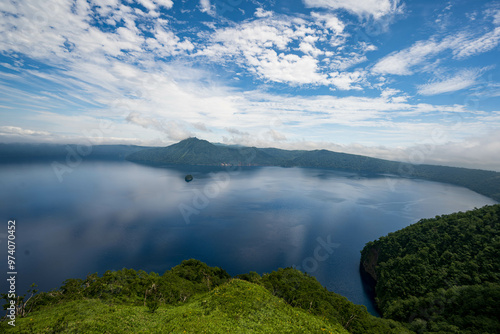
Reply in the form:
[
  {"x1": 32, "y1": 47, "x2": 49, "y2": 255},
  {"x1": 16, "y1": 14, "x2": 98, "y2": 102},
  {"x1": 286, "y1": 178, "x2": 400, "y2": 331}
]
[
  {"x1": 360, "y1": 204, "x2": 500, "y2": 333},
  {"x1": 1, "y1": 259, "x2": 410, "y2": 333}
]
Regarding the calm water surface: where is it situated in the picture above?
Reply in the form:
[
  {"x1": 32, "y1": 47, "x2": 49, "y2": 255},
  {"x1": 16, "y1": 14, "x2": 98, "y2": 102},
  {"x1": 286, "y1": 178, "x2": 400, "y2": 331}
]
[{"x1": 0, "y1": 161, "x2": 496, "y2": 315}]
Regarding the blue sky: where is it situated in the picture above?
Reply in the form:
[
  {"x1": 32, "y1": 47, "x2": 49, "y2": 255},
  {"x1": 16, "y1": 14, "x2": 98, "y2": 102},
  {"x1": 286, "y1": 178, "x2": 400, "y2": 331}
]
[{"x1": 0, "y1": 0, "x2": 499, "y2": 170}]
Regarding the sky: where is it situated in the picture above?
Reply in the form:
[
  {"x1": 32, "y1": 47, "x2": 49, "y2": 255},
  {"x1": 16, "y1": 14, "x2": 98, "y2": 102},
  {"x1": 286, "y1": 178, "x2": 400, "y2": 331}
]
[{"x1": 0, "y1": 0, "x2": 499, "y2": 171}]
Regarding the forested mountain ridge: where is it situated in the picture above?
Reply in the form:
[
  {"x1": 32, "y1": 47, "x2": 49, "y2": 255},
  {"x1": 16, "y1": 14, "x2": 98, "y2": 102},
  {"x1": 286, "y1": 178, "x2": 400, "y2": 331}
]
[
  {"x1": 126, "y1": 137, "x2": 278, "y2": 166},
  {"x1": 360, "y1": 204, "x2": 500, "y2": 333},
  {"x1": 0, "y1": 143, "x2": 146, "y2": 162},
  {"x1": 1, "y1": 138, "x2": 499, "y2": 201},
  {"x1": 126, "y1": 137, "x2": 500, "y2": 202}
]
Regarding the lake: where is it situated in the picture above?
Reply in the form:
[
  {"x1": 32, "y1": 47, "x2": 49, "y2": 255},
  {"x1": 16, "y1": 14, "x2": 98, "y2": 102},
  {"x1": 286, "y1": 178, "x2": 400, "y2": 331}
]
[{"x1": 0, "y1": 161, "x2": 496, "y2": 315}]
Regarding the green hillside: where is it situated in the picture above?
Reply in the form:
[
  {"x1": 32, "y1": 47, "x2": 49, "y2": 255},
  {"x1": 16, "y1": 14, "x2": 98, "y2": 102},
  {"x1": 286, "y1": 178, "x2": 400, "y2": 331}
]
[
  {"x1": 1, "y1": 260, "x2": 410, "y2": 333},
  {"x1": 125, "y1": 137, "x2": 277, "y2": 166},
  {"x1": 1, "y1": 281, "x2": 347, "y2": 333},
  {"x1": 360, "y1": 204, "x2": 500, "y2": 333},
  {"x1": 126, "y1": 138, "x2": 500, "y2": 202}
]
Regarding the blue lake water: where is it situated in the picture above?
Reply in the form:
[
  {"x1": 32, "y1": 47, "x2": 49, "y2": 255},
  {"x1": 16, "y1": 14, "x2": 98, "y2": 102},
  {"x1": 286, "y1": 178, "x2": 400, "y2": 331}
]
[{"x1": 0, "y1": 161, "x2": 496, "y2": 315}]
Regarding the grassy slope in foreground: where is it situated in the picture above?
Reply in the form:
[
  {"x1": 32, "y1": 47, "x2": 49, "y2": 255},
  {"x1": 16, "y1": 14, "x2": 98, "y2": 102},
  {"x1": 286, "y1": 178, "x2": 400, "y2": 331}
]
[
  {"x1": 360, "y1": 204, "x2": 500, "y2": 333},
  {"x1": 3, "y1": 280, "x2": 347, "y2": 334},
  {"x1": 1, "y1": 260, "x2": 411, "y2": 334}
]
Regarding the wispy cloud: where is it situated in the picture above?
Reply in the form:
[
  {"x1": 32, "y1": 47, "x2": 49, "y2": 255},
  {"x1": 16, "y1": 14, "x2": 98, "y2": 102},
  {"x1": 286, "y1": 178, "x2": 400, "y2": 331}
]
[
  {"x1": 453, "y1": 27, "x2": 500, "y2": 59},
  {"x1": 303, "y1": 0, "x2": 404, "y2": 20},
  {"x1": 0, "y1": 126, "x2": 50, "y2": 136},
  {"x1": 372, "y1": 38, "x2": 449, "y2": 75},
  {"x1": 373, "y1": 26, "x2": 500, "y2": 76},
  {"x1": 417, "y1": 68, "x2": 488, "y2": 96}
]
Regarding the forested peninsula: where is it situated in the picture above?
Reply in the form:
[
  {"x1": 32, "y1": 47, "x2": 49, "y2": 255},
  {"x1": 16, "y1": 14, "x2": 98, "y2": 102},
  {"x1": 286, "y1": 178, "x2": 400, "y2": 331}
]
[{"x1": 360, "y1": 204, "x2": 500, "y2": 333}]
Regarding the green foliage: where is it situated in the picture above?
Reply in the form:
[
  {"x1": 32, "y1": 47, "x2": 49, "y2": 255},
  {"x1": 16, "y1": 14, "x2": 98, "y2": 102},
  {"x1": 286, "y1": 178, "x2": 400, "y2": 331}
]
[
  {"x1": 258, "y1": 268, "x2": 412, "y2": 334},
  {"x1": 0, "y1": 259, "x2": 409, "y2": 333},
  {"x1": 235, "y1": 271, "x2": 261, "y2": 283},
  {"x1": 361, "y1": 204, "x2": 500, "y2": 333},
  {"x1": 144, "y1": 283, "x2": 161, "y2": 313},
  {"x1": 0, "y1": 280, "x2": 349, "y2": 333},
  {"x1": 1, "y1": 283, "x2": 39, "y2": 318},
  {"x1": 168, "y1": 258, "x2": 231, "y2": 289}
]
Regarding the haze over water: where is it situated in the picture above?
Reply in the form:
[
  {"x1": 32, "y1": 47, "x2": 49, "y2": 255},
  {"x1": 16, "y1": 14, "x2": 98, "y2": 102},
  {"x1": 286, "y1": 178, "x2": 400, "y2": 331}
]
[{"x1": 0, "y1": 161, "x2": 496, "y2": 315}]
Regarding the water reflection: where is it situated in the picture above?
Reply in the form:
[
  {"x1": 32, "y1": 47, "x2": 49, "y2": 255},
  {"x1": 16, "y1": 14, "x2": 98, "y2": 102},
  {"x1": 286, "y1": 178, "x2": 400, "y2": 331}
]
[{"x1": 0, "y1": 162, "x2": 496, "y2": 315}]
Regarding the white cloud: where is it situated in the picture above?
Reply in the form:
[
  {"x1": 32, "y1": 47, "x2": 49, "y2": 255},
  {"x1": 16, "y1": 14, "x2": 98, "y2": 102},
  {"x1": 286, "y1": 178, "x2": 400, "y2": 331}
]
[
  {"x1": 329, "y1": 53, "x2": 368, "y2": 71},
  {"x1": 137, "y1": 0, "x2": 174, "y2": 11},
  {"x1": 197, "y1": 19, "x2": 321, "y2": 85},
  {"x1": 0, "y1": 0, "x2": 145, "y2": 62},
  {"x1": 199, "y1": 0, "x2": 214, "y2": 15},
  {"x1": 453, "y1": 27, "x2": 500, "y2": 59},
  {"x1": 126, "y1": 112, "x2": 193, "y2": 141},
  {"x1": 484, "y1": 7, "x2": 500, "y2": 25},
  {"x1": 311, "y1": 12, "x2": 344, "y2": 34},
  {"x1": 197, "y1": 16, "x2": 370, "y2": 88},
  {"x1": 400, "y1": 131, "x2": 500, "y2": 172},
  {"x1": 303, "y1": 0, "x2": 403, "y2": 20},
  {"x1": 373, "y1": 26, "x2": 500, "y2": 76},
  {"x1": 328, "y1": 71, "x2": 366, "y2": 90},
  {"x1": 417, "y1": 69, "x2": 485, "y2": 96},
  {"x1": 0, "y1": 126, "x2": 51, "y2": 137},
  {"x1": 252, "y1": 52, "x2": 327, "y2": 84},
  {"x1": 137, "y1": 0, "x2": 157, "y2": 11},
  {"x1": 155, "y1": 0, "x2": 174, "y2": 9},
  {"x1": 146, "y1": 24, "x2": 194, "y2": 56},
  {"x1": 255, "y1": 8, "x2": 273, "y2": 18},
  {"x1": 298, "y1": 35, "x2": 323, "y2": 57},
  {"x1": 372, "y1": 39, "x2": 448, "y2": 75}
]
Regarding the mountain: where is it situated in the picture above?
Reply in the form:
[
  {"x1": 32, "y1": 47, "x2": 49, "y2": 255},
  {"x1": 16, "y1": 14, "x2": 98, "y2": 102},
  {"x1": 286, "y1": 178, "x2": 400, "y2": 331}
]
[
  {"x1": 126, "y1": 137, "x2": 500, "y2": 202},
  {"x1": 360, "y1": 204, "x2": 500, "y2": 333},
  {"x1": 1, "y1": 139, "x2": 498, "y2": 201},
  {"x1": 125, "y1": 137, "x2": 279, "y2": 166}
]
